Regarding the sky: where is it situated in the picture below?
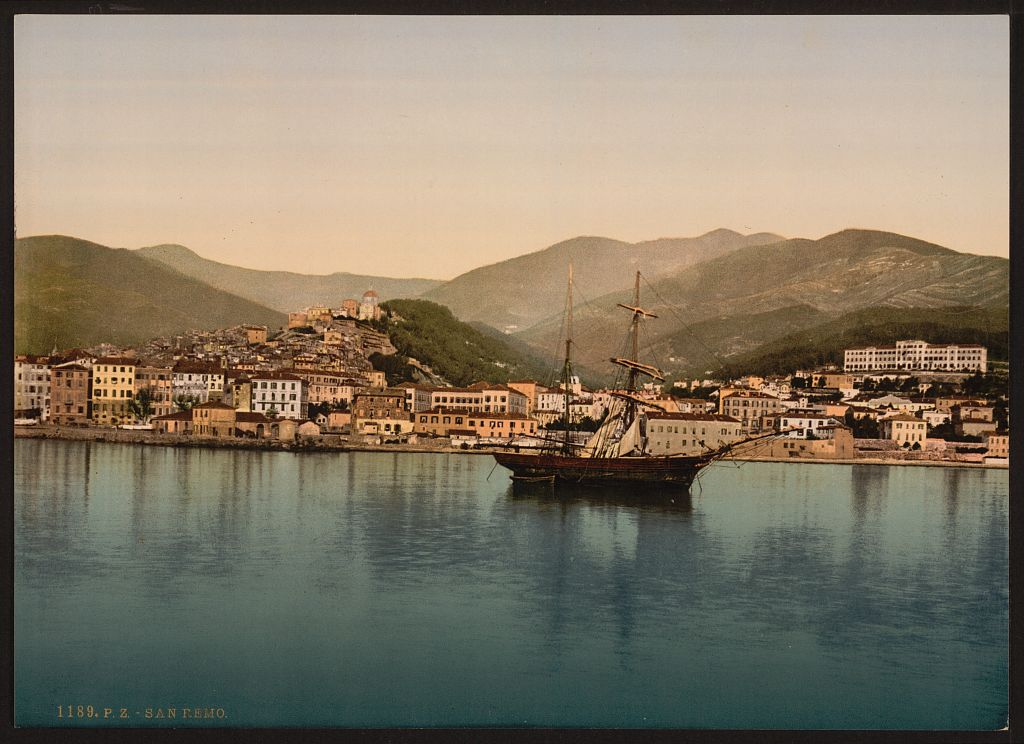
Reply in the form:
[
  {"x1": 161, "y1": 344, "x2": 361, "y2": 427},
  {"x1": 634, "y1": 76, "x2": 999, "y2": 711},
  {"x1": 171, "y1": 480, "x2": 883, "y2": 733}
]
[{"x1": 14, "y1": 15, "x2": 1009, "y2": 280}]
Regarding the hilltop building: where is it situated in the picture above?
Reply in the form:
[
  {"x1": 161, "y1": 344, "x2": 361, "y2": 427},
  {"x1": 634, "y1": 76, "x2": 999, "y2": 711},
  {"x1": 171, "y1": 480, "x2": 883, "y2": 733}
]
[
  {"x1": 844, "y1": 340, "x2": 987, "y2": 373},
  {"x1": 358, "y1": 290, "x2": 381, "y2": 321}
]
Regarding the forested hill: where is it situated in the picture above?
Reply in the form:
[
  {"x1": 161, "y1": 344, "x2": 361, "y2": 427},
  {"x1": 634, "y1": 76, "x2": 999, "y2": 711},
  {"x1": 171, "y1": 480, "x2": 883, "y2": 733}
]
[
  {"x1": 715, "y1": 304, "x2": 1009, "y2": 378},
  {"x1": 377, "y1": 300, "x2": 552, "y2": 387}
]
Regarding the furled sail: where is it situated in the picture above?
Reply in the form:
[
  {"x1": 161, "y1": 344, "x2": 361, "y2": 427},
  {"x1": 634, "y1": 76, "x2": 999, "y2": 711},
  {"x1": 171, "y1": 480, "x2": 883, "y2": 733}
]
[{"x1": 579, "y1": 397, "x2": 626, "y2": 458}]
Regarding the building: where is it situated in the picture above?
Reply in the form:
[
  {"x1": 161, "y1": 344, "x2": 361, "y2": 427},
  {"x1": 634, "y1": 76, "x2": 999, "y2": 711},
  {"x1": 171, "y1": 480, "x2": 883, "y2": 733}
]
[
  {"x1": 358, "y1": 290, "x2": 381, "y2": 321},
  {"x1": 765, "y1": 424, "x2": 855, "y2": 459},
  {"x1": 288, "y1": 311, "x2": 309, "y2": 329},
  {"x1": 957, "y1": 418, "x2": 997, "y2": 438},
  {"x1": 982, "y1": 431, "x2": 1009, "y2": 458},
  {"x1": 644, "y1": 413, "x2": 744, "y2": 455},
  {"x1": 670, "y1": 398, "x2": 714, "y2": 414},
  {"x1": 191, "y1": 401, "x2": 237, "y2": 438},
  {"x1": 339, "y1": 299, "x2": 360, "y2": 318},
  {"x1": 49, "y1": 364, "x2": 91, "y2": 425},
  {"x1": 250, "y1": 371, "x2": 309, "y2": 419},
  {"x1": 951, "y1": 404, "x2": 994, "y2": 423},
  {"x1": 778, "y1": 411, "x2": 845, "y2": 438},
  {"x1": 298, "y1": 370, "x2": 360, "y2": 407},
  {"x1": 227, "y1": 374, "x2": 253, "y2": 412},
  {"x1": 172, "y1": 360, "x2": 225, "y2": 405},
  {"x1": 844, "y1": 340, "x2": 987, "y2": 373},
  {"x1": 243, "y1": 325, "x2": 268, "y2": 345},
  {"x1": 151, "y1": 410, "x2": 192, "y2": 435},
  {"x1": 322, "y1": 410, "x2": 352, "y2": 432},
  {"x1": 935, "y1": 396, "x2": 987, "y2": 414},
  {"x1": 506, "y1": 380, "x2": 540, "y2": 414},
  {"x1": 14, "y1": 354, "x2": 51, "y2": 419},
  {"x1": 235, "y1": 411, "x2": 272, "y2": 438},
  {"x1": 427, "y1": 383, "x2": 529, "y2": 416},
  {"x1": 811, "y1": 372, "x2": 855, "y2": 390},
  {"x1": 880, "y1": 414, "x2": 928, "y2": 446},
  {"x1": 91, "y1": 357, "x2": 139, "y2": 426},
  {"x1": 134, "y1": 365, "x2": 175, "y2": 419},
  {"x1": 393, "y1": 382, "x2": 434, "y2": 413},
  {"x1": 352, "y1": 388, "x2": 409, "y2": 435},
  {"x1": 413, "y1": 409, "x2": 538, "y2": 441},
  {"x1": 719, "y1": 391, "x2": 782, "y2": 433}
]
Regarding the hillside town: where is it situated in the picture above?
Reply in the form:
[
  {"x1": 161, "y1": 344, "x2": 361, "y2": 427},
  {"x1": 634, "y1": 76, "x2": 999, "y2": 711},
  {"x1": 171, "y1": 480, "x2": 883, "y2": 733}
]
[{"x1": 13, "y1": 297, "x2": 1009, "y2": 466}]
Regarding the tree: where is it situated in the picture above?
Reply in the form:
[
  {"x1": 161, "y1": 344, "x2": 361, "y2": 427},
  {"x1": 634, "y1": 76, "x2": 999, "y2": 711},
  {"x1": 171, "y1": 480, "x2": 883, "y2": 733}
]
[
  {"x1": 128, "y1": 387, "x2": 157, "y2": 423},
  {"x1": 173, "y1": 394, "x2": 200, "y2": 412},
  {"x1": 266, "y1": 406, "x2": 279, "y2": 419}
]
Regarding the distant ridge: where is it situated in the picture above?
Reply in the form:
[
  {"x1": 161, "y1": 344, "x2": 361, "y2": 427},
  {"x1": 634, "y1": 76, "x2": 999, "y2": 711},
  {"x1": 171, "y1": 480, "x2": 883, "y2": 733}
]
[
  {"x1": 136, "y1": 243, "x2": 443, "y2": 313},
  {"x1": 15, "y1": 235, "x2": 287, "y2": 354},
  {"x1": 422, "y1": 229, "x2": 786, "y2": 331},
  {"x1": 512, "y1": 228, "x2": 1008, "y2": 379}
]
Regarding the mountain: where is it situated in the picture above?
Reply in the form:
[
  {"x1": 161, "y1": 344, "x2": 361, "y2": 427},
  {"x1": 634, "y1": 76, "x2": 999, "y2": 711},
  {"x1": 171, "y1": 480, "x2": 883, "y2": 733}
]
[
  {"x1": 378, "y1": 300, "x2": 551, "y2": 387},
  {"x1": 514, "y1": 229, "x2": 1009, "y2": 380},
  {"x1": 15, "y1": 235, "x2": 287, "y2": 354},
  {"x1": 421, "y1": 229, "x2": 786, "y2": 331},
  {"x1": 716, "y1": 305, "x2": 1010, "y2": 378},
  {"x1": 136, "y1": 243, "x2": 443, "y2": 313}
]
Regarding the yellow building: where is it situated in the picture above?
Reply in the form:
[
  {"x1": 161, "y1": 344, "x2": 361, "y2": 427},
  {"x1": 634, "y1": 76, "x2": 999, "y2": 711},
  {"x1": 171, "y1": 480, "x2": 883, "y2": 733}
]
[
  {"x1": 91, "y1": 357, "x2": 139, "y2": 426},
  {"x1": 244, "y1": 325, "x2": 268, "y2": 344},
  {"x1": 413, "y1": 409, "x2": 537, "y2": 440},
  {"x1": 982, "y1": 431, "x2": 1009, "y2": 459},
  {"x1": 191, "y1": 401, "x2": 237, "y2": 438},
  {"x1": 880, "y1": 414, "x2": 928, "y2": 446}
]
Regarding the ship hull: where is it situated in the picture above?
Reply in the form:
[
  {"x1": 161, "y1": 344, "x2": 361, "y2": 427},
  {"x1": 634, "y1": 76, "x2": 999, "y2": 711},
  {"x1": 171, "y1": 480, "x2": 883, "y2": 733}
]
[{"x1": 492, "y1": 451, "x2": 715, "y2": 487}]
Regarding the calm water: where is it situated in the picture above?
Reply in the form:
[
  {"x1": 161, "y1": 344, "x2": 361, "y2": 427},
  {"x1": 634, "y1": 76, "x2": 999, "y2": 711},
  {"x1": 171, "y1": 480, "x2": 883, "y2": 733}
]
[{"x1": 14, "y1": 439, "x2": 1008, "y2": 729}]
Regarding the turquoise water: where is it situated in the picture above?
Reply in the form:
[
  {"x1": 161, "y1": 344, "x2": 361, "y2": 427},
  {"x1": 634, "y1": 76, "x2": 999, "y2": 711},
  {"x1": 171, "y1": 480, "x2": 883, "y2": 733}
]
[{"x1": 14, "y1": 439, "x2": 1008, "y2": 728}]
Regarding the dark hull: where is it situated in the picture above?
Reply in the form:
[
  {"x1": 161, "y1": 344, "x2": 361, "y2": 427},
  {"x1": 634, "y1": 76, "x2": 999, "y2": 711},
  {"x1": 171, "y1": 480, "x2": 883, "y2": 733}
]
[{"x1": 492, "y1": 451, "x2": 716, "y2": 487}]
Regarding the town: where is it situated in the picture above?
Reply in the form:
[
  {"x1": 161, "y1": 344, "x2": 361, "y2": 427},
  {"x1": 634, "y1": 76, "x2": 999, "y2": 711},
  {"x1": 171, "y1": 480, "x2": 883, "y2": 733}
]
[{"x1": 14, "y1": 294, "x2": 1009, "y2": 467}]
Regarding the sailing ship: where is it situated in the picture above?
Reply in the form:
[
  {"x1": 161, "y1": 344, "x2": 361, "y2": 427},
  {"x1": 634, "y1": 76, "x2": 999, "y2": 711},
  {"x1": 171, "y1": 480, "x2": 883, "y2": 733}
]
[{"x1": 493, "y1": 267, "x2": 754, "y2": 488}]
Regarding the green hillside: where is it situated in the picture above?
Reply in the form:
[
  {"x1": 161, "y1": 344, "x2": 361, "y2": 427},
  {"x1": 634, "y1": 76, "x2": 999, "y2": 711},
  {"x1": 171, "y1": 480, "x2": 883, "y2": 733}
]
[
  {"x1": 379, "y1": 300, "x2": 551, "y2": 387},
  {"x1": 15, "y1": 235, "x2": 287, "y2": 354},
  {"x1": 715, "y1": 305, "x2": 1009, "y2": 378},
  {"x1": 137, "y1": 243, "x2": 442, "y2": 312},
  {"x1": 516, "y1": 229, "x2": 1009, "y2": 376}
]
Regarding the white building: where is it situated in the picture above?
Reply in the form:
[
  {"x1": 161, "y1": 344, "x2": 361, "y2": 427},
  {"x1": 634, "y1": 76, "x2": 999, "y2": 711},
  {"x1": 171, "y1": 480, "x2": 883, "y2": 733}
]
[
  {"x1": 250, "y1": 371, "x2": 309, "y2": 420},
  {"x1": 844, "y1": 340, "x2": 987, "y2": 373},
  {"x1": 779, "y1": 412, "x2": 844, "y2": 438},
  {"x1": 645, "y1": 412, "x2": 744, "y2": 455},
  {"x1": 14, "y1": 355, "x2": 51, "y2": 420},
  {"x1": 172, "y1": 360, "x2": 225, "y2": 404},
  {"x1": 358, "y1": 290, "x2": 381, "y2": 321},
  {"x1": 428, "y1": 383, "x2": 528, "y2": 415}
]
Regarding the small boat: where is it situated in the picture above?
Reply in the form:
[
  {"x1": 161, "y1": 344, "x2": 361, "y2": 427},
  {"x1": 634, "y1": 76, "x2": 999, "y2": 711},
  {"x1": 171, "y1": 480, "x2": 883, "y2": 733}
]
[
  {"x1": 510, "y1": 473, "x2": 556, "y2": 483},
  {"x1": 493, "y1": 267, "x2": 757, "y2": 490}
]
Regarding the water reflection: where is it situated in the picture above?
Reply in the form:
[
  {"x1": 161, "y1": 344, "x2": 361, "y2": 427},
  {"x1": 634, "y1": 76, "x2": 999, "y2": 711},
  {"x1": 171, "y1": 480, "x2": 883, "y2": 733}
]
[
  {"x1": 508, "y1": 480, "x2": 694, "y2": 513},
  {"x1": 14, "y1": 441, "x2": 1009, "y2": 729}
]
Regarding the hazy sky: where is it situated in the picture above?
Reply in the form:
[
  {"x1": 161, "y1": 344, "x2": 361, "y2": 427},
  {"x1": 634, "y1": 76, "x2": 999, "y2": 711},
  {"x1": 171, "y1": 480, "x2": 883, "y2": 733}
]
[{"x1": 15, "y1": 15, "x2": 1009, "y2": 279}]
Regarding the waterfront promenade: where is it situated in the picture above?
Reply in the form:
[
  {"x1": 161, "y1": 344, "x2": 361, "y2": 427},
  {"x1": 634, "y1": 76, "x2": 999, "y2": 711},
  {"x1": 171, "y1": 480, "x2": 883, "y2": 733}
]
[{"x1": 14, "y1": 424, "x2": 1005, "y2": 469}]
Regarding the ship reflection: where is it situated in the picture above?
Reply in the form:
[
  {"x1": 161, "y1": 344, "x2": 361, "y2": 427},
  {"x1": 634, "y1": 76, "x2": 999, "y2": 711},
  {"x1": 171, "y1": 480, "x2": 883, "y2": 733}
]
[{"x1": 507, "y1": 479, "x2": 693, "y2": 513}]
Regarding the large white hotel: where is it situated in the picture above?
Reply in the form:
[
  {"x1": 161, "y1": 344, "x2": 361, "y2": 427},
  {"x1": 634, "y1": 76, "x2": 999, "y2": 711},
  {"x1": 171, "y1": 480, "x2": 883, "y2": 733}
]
[{"x1": 843, "y1": 339, "x2": 987, "y2": 373}]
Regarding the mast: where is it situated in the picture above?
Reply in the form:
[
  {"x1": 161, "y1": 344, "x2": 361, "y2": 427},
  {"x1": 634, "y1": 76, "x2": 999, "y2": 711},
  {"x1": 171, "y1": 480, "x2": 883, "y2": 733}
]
[
  {"x1": 562, "y1": 263, "x2": 574, "y2": 455},
  {"x1": 629, "y1": 271, "x2": 640, "y2": 392}
]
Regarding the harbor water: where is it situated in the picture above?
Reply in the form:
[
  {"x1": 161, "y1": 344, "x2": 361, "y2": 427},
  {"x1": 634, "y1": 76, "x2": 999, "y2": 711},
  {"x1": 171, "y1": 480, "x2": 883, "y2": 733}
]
[{"x1": 14, "y1": 439, "x2": 1008, "y2": 728}]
